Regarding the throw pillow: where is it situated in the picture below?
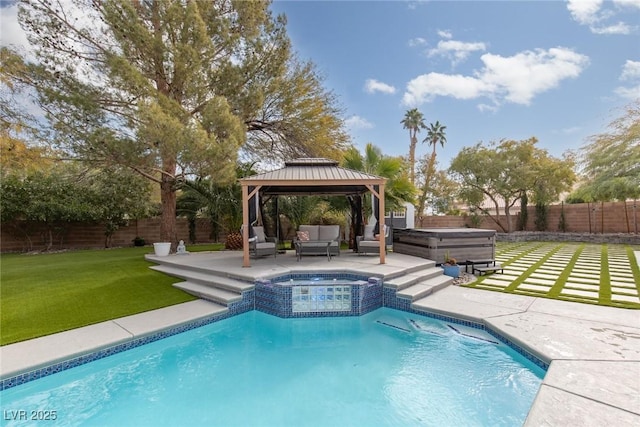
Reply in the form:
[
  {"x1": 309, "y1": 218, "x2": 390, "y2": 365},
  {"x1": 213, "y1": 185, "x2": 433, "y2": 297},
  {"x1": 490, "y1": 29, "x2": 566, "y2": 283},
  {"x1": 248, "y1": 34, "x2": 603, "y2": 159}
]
[
  {"x1": 364, "y1": 225, "x2": 375, "y2": 240},
  {"x1": 297, "y1": 231, "x2": 310, "y2": 241}
]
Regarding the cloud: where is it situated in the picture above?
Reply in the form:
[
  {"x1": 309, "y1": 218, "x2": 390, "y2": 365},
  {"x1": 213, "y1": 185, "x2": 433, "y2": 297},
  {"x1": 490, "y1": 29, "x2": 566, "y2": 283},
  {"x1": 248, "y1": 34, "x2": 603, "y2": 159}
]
[
  {"x1": 615, "y1": 60, "x2": 640, "y2": 99},
  {"x1": 402, "y1": 47, "x2": 589, "y2": 107},
  {"x1": 557, "y1": 126, "x2": 582, "y2": 135},
  {"x1": 590, "y1": 22, "x2": 634, "y2": 34},
  {"x1": 619, "y1": 60, "x2": 640, "y2": 80},
  {"x1": 0, "y1": 3, "x2": 31, "y2": 54},
  {"x1": 567, "y1": 0, "x2": 638, "y2": 34},
  {"x1": 403, "y1": 73, "x2": 490, "y2": 106},
  {"x1": 428, "y1": 39, "x2": 487, "y2": 65},
  {"x1": 567, "y1": 0, "x2": 603, "y2": 25},
  {"x1": 364, "y1": 79, "x2": 396, "y2": 95},
  {"x1": 614, "y1": 84, "x2": 640, "y2": 99},
  {"x1": 614, "y1": 0, "x2": 640, "y2": 8},
  {"x1": 437, "y1": 30, "x2": 453, "y2": 39},
  {"x1": 408, "y1": 37, "x2": 427, "y2": 47},
  {"x1": 345, "y1": 115, "x2": 374, "y2": 130}
]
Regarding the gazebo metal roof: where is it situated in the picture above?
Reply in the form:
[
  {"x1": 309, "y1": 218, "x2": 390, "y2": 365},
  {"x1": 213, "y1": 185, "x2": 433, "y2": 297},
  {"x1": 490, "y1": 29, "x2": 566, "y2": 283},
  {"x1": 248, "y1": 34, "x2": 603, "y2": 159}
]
[
  {"x1": 241, "y1": 158, "x2": 384, "y2": 196},
  {"x1": 239, "y1": 158, "x2": 387, "y2": 267}
]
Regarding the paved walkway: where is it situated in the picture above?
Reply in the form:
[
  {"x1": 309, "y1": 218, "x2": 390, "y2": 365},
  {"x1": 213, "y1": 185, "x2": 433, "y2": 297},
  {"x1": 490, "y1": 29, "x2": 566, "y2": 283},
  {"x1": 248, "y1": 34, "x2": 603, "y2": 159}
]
[{"x1": 464, "y1": 242, "x2": 640, "y2": 308}]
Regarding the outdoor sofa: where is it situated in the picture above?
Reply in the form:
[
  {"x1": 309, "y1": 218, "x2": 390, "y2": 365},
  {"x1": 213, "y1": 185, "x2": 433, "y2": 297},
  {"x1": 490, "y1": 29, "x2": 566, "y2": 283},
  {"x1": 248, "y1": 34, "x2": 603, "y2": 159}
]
[{"x1": 295, "y1": 225, "x2": 341, "y2": 259}]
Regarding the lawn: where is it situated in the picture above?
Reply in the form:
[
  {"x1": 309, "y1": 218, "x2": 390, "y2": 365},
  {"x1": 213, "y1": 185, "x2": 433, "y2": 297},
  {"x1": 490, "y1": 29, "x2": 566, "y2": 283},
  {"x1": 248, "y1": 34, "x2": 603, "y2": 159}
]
[
  {"x1": 0, "y1": 244, "x2": 223, "y2": 346},
  {"x1": 463, "y1": 241, "x2": 640, "y2": 309}
]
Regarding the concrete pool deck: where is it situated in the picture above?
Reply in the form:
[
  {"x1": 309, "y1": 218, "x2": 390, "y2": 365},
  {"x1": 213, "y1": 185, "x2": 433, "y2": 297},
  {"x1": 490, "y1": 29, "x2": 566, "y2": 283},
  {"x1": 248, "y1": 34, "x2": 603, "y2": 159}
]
[{"x1": 1, "y1": 250, "x2": 639, "y2": 425}]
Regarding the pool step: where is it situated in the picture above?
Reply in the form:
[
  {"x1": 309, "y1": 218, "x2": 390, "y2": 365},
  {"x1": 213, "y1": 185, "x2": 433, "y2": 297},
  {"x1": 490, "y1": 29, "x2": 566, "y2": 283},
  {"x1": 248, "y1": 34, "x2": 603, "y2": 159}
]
[
  {"x1": 385, "y1": 267, "x2": 444, "y2": 291},
  {"x1": 172, "y1": 281, "x2": 243, "y2": 305},
  {"x1": 150, "y1": 265, "x2": 254, "y2": 293},
  {"x1": 396, "y1": 275, "x2": 454, "y2": 301},
  {"x1": 150, "y1": 265, "x2": 253, "y2": 306}
]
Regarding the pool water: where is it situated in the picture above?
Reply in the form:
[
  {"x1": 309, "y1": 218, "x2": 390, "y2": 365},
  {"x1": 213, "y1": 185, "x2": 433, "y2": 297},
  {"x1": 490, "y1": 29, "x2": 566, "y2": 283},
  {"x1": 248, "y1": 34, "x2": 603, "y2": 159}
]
[{"x1": 1, "y1": 308, "x2": 544, "y2": 426}]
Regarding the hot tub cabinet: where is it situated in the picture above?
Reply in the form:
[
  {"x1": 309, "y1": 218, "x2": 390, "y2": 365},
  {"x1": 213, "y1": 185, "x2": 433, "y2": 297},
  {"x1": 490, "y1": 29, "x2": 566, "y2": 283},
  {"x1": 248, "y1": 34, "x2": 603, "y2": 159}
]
[{"x1": 393, "y1": 228, "x2": 496, "y2": 264}]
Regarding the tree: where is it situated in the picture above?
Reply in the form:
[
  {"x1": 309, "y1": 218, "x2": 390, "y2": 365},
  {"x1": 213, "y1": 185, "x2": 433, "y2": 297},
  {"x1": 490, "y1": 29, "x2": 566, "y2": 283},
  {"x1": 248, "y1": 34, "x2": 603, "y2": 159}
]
[
  {"x1": 341, "y1": 143, "x2": 415, "y2": 246},
  {"x1": 416, "y1": 121, "x2": 447, "y2": 219},
  {"x1": 400, "y1": 108, "x2": 426, "y2": 185},
  {"x1": 449, "y1": 138, "x2": 575, "y2": 232},
  {"x1": 243, "y1": 58, "x2": 350, "y2": 163},
  {"x1": 8, "y1": 0, "x2": 347, "y2": 251},
  {"x1": 570, "y1": 101, "x2": 640, "y2": 203},
  {"x1": 0, "y1": 136, "x2": 54, "y2": 179},
  {"x1": 426, "y1": 170, "x2": 459, "y2": 215},
  {"x1": 342, "y1": 143, "x2": 415, "y2": 213},
  {"x1": 0, "y1": 47, "x2": 47, "y2": 157},
  {"x1": 89, "y1": 167, "x2": 154, "y2": 248},
  {"x1": 1, "y1": 169, "x2": 99, "y2": 250},
  {"x1": 177, "y1": 163, "x2": 257, "y2": 244}
]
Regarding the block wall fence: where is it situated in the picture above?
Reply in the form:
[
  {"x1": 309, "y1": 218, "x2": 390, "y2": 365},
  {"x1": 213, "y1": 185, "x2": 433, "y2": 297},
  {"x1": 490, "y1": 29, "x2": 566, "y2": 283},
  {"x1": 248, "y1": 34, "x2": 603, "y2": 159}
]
[
  {"x1": 418, "y1": 201, "x2": 639, "y2": 235},
  {"x1": 1, "y1": 201, "x2": 638, "y2": 252},
  {"x1": 0, "y1": 218, "x2": 218, "y2": 253}
]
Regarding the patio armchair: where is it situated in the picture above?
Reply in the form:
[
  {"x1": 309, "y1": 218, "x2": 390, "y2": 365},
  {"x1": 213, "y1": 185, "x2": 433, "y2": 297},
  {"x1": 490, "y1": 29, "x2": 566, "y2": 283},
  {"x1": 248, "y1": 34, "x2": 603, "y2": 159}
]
[
  {"x1": 245, "y1": 225, "x2": 277, "y2": 258},
  {"x1": 356, "y1": 224, "x2": 389, "y2": 255}
]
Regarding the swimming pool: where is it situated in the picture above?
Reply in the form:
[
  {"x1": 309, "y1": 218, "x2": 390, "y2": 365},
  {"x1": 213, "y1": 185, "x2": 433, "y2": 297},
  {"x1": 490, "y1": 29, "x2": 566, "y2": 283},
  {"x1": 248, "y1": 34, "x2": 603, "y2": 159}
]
[{"x1": 0, "y1": 308, "x2": 544, "y2": 426}]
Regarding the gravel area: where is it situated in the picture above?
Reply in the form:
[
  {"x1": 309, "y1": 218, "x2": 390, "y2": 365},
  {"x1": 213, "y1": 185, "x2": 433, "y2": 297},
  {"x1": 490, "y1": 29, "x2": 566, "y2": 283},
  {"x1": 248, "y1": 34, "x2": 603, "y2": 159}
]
[{"x1": 453, "y1": 272, "x2": 477, "y2": 286}]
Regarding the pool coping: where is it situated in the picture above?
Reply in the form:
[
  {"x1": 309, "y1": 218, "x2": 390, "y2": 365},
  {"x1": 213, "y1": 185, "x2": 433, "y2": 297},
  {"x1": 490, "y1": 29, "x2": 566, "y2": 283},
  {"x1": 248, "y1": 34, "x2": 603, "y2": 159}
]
[{"x1": 1, "y1": 251, "x2": 639, "y2": 425}]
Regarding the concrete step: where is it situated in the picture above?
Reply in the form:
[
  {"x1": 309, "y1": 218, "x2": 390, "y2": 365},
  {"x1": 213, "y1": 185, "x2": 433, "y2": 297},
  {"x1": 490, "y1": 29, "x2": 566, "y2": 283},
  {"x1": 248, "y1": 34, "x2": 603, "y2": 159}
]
[
  {"x1": 385, "y1": 267, "x2": 444, "y2": 290},
  {"x1": 150, "y1": 265, "x2": 254, "y2": 293},
  {"x1": 397, "y1": 275, "x2": 454, "y2": 301},
  {"x1": 173, "y1": 281, "x2": 243, "y2": 305}
]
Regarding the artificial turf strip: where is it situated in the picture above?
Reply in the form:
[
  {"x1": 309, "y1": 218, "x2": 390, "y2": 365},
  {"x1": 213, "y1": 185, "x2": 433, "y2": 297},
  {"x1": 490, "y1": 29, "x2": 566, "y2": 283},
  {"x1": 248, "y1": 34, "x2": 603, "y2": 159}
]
[
  {"x1": 547, "y1": 244, "x2": 584, "y2": 299},
  {"x1": 626, "y1": 246, "x2": 640, "y2": 295},
  {"x1": 0, "y1": 244, "x2": 223, "y2": 346},
  {"x1": 599, "y1": 245, "x2": 612, "y2": 306},
  {"x1": 463, "y1": 242, "x2": 640, "y2": 309}
]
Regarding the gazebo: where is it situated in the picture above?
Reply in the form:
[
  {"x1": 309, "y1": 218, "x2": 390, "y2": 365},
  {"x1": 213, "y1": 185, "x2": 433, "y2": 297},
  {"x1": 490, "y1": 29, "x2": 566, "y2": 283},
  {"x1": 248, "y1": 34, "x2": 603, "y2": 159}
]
[{"x1": 239, "y1": 158, "x2": 387, "y2": 267}]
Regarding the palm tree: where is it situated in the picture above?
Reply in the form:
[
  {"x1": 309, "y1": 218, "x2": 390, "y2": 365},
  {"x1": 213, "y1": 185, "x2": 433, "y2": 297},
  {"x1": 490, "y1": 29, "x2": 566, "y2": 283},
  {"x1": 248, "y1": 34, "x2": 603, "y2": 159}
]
[
  {"x1": 343, "y1": 144, "x2": 415, "y2": 210},
  {"x1": 418, "y1": 121, "x2": 447, "y2": 218},
  {"x1": 401, "y1": 108, "x2": 426, "y2": 185},
  {"x1": 342, "y1": 143, "x2": 415, "y2": 247},
  {"x1": 176, "y1": 163, "x2": 256, "y2": 248}
]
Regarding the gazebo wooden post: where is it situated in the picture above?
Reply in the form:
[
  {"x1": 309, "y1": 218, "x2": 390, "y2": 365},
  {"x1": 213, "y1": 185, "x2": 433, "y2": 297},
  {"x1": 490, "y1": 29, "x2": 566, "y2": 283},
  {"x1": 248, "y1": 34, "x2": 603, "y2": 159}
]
[
  {"x1": 241, "y1": 184, "x2": 250, "y2": 267},
  {"x1": 242, "y1": 185, "x2": 262, "y2": 267},
  {"x1": 379, "y1": 183, "x2": 386, "y2": 264}
]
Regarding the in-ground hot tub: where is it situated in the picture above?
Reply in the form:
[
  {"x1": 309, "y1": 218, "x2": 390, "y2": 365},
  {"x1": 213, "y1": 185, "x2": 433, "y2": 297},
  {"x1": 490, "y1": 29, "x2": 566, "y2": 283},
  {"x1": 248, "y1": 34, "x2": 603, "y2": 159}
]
[
  {"x1": 393, "y1": 228, "x2": 496, "y2": 264},
  {"x1": 255, "y1": 273, "x2": 383, "y2": 318}
]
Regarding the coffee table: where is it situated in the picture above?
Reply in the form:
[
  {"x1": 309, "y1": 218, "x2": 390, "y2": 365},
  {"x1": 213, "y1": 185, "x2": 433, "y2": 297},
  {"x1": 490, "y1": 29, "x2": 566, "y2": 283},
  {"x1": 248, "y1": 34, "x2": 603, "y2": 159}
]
[{"x1": 295, "y1": 240, "x2": 334, "y2": 261}]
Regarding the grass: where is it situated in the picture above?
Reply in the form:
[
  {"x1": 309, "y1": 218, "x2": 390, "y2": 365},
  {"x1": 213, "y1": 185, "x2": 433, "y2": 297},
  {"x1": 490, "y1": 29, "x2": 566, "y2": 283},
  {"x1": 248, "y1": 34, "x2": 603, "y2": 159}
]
[
  {"x1": 0, "y1": 244, "x2": 224, "y2": 346},
  {"x1": 462, "y1": 242, "x2": 640, "y2": 309}
]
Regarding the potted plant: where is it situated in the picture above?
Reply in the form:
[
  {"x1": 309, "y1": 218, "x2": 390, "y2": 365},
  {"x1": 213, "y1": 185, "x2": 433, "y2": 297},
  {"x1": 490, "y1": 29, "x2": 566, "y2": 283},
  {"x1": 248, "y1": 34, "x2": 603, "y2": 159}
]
[
  {"x1": 153, "y1": 242, "x2": 171, "y2": 256},
  {"x1": 132, "y1": 236, "x2": 146, "y2": 247},
  {"x1": 441, "y1": 252, "x2": 460, "y2": 278}
]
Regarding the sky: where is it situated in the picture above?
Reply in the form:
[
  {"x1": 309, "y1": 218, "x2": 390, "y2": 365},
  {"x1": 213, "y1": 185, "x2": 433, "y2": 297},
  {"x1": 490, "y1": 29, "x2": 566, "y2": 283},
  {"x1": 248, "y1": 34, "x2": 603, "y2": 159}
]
[
  {"x1": 271, "y1": 0, "x2": 640, "y2": 168},
  {"x1": 1, "y1": 0, "x2": 638, "y2": 171}
]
